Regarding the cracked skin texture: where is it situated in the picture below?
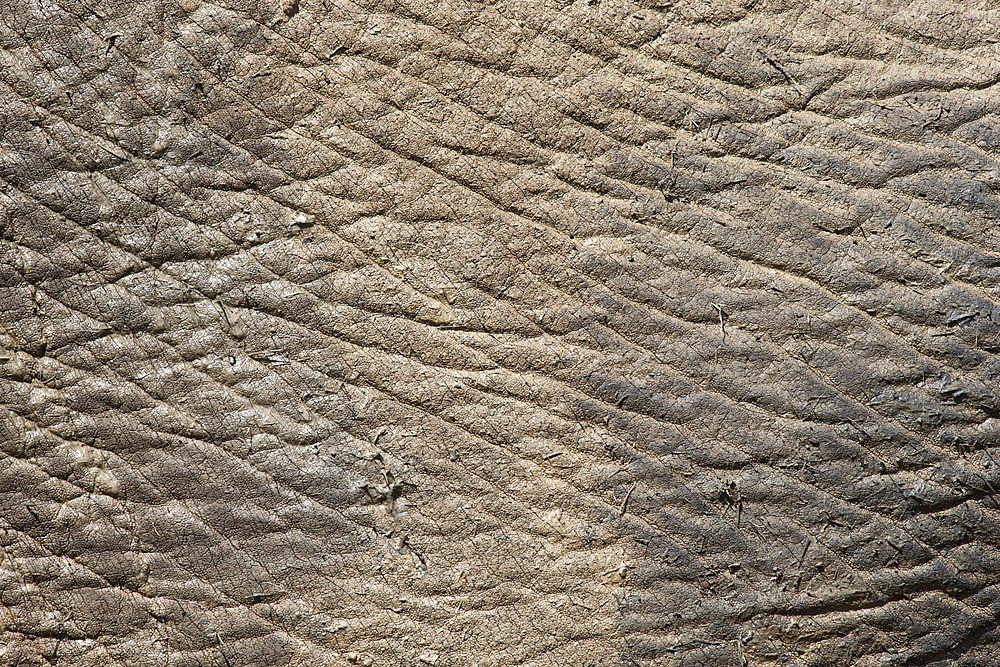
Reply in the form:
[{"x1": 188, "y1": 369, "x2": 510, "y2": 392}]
[{"x1": 1, "y1": 0, "x2": 1000, "y2": 664}]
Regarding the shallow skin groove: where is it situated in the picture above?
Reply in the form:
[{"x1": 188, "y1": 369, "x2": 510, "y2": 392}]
[{"x1": 1, "y1": 0, "x2": 999, "y2": 665}]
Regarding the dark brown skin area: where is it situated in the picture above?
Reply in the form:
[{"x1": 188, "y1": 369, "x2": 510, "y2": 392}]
[{"x1": 2, "y1": 0, "x2": 1000, "y2": 664}]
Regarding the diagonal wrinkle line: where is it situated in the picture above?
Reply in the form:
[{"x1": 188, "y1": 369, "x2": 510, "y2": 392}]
[
  {"x1": 226, "y1": 32, "x2": 1000, "y2": 394},
  {"x1": 197, "y1": 300, "x2": 922, "y2": 608},
  {"x1": 0, "y1": 265, "x2": 382, "y2": 529},
  {"x1": 181, "y1": 0, "x2": 986, "y2": 236},
  {"x1": 9, "y1": 0, "x2": 997, "y2": 416},
  {"x1": 0, "y1": 144, "x2": 510, "y2": 374},
  {"x1": 5, "y1": 2, "x2": 992, "y2": 536},
  {"x1": 4, "y1": 138, "x2": 954, "y2": 512},
  {"x1": 0, "y1": 413, "x2": 363, "y2": 654},
  {"x1": 288, "y1": 307, "x2": 996, "y2": 607},
  {"x1": 1, "y1": 190, "x2": 744, "y2": 636},
  {"x1": 328, "y1": 119, "x2": 996, "y2": 448},
  {"x1": 339, "y1": 57, "x2": 1000, "y2": 310},
  {"x1": 0, "y1": 30, "x2": 510, "y2": 322},
  {"x1": 3, "y1": 60, "x2": 992, "y2": 580},
  {"x1": 0, "y1": 394, "x2": 401, "y2": 646},
  {"x1": 0, "y1": 211, "x2": 411, "y2": 557},
  {"x1": 334, "y1": 5, "x2": 1000, "y2": 231}
]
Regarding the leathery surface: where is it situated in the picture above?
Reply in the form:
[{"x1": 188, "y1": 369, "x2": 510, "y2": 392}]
[{"x1": 2, "y1": 0, "x2": 1000, "y2": 664}]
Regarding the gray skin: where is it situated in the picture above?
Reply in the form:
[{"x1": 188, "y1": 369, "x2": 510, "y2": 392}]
[{"x1": 1, "y1": 0, "x2": 999, "y2": 664}]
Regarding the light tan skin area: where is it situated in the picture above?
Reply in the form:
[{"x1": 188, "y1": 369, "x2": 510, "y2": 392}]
[{"x1": 2, "y1": 0, "x2": 1000, "y2": 664}]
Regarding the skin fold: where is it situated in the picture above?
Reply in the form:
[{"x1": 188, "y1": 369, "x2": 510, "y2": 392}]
[{"x1": 1, "y1": 0, "x2": 999, "y2": 664}]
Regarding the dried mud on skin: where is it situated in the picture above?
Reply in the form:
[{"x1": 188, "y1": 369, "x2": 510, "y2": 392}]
[{"x1": 1, "y1": 0, "x2": 1000, "y2": 665}]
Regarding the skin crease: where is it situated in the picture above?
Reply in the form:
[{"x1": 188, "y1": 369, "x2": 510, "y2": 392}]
[{"x1": 1, "y1": 0, "x2": 1000, "y2": 665}]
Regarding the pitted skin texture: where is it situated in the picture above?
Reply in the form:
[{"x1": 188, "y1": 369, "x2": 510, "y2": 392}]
[{"x1": 2, "y1": 0, "x2": 1000, "y2": 664}]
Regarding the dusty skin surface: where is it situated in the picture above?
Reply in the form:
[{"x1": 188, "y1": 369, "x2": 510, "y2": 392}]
[{"x1": 2, "y1": 0, "x2": 1000, "y2": 664}]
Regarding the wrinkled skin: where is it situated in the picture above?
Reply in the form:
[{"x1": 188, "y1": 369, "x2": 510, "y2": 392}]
[{"x1": 2, "y1": 0, "x2": 1000, "y2": 664}]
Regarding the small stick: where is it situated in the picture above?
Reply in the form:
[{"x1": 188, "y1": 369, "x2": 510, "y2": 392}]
[
  {"x1": 797, "y1": 538, "x2": 811, "y2": 567},
  {"x1": 620, "y1": 483, "x2": 637, "y2": 516},
  {"x1": 713, "y1": 304, "x2": 728, "y2": 341}
]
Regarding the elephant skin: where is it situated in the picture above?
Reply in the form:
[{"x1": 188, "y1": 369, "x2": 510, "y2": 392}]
[{"x1": 1, "y1": 0, "x2": 1000, "y2": 664}]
